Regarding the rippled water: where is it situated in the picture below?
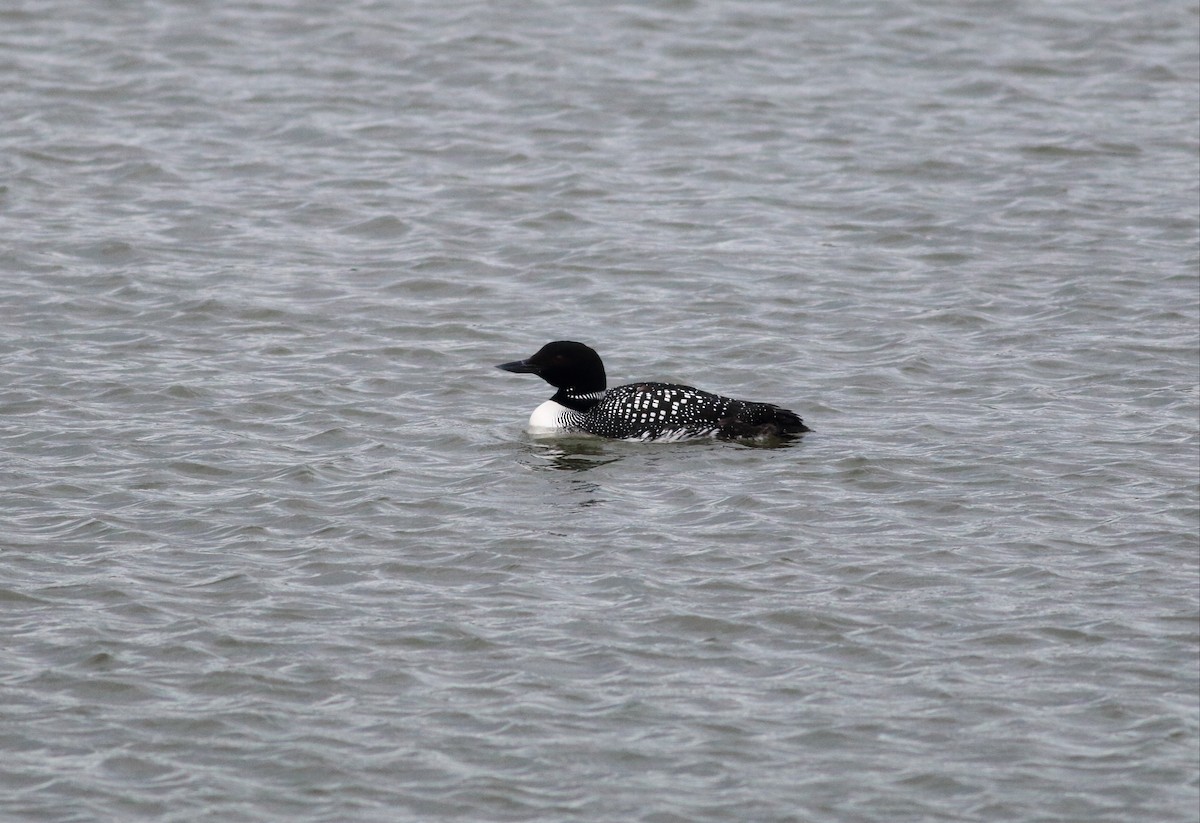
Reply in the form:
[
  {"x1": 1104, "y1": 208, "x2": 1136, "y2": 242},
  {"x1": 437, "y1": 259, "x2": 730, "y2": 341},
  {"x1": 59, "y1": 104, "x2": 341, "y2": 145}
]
[{"x1": 2, "y1": 1, "x2": 1198, "y2": 821}]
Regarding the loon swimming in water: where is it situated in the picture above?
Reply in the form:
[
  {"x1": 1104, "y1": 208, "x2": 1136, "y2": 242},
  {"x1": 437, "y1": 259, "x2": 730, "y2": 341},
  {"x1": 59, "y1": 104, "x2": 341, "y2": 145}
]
[{"x1": 497, "y1": 341, "x2": 810, "y2": 442}]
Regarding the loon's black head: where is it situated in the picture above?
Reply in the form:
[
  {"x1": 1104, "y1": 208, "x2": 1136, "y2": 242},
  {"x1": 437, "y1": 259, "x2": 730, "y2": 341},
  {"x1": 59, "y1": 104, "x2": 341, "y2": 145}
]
[{"x1": 497, "y1": 340, "x2": 607, "y2": 394}]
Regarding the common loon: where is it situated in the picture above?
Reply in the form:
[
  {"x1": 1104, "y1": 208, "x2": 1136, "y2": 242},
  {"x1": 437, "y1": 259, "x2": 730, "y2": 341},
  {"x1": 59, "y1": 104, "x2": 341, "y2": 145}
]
[{"x1": 497, "y1": 341, "x2": 810, "y2": 442}]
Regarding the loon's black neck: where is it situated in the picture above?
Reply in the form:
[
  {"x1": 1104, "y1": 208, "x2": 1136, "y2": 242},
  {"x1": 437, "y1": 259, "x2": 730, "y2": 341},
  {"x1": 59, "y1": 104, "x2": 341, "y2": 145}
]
[{"x1": 552, "y1": 388, "x2": 604, "y2": 412}]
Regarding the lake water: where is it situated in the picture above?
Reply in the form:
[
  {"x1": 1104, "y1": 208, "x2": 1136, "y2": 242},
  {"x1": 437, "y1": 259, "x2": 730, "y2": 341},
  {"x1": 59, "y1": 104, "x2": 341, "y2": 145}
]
[{"x1": 2, "y1": 1, "x2": 1198, "y2": 821}]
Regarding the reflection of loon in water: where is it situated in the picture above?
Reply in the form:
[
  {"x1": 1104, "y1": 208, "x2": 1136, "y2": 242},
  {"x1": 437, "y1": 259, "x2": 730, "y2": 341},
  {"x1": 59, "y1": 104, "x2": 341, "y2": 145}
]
[{"x1": 497, "y1": 341, "x2": 810, "y2": 442}]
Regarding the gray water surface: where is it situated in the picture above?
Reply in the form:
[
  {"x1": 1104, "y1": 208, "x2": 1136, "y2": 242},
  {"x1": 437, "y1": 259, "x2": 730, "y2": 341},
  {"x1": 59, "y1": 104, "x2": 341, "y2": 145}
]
[{"x1": 2, "y1": 1, "x2": 1198, "y2": 821}]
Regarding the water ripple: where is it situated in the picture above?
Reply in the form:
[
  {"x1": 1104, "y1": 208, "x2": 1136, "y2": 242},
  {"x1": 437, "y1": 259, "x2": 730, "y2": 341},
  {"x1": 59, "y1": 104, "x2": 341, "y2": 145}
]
[{"x1": 1, "y1": 1, "x2": 1197, "y2": 821}]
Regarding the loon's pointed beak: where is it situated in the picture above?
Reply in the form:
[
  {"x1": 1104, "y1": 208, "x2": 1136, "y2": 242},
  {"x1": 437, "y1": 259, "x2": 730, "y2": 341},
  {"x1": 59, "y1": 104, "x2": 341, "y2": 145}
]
[{"x1": 497, "y1": 358, "x2": 539, "y2": 374}]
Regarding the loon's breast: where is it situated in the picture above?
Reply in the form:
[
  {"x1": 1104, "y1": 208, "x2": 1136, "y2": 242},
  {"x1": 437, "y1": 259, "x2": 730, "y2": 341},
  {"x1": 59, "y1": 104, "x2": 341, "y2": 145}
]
[{"x1": 527, "y1": 399, "x2": 578, "y2": 432}]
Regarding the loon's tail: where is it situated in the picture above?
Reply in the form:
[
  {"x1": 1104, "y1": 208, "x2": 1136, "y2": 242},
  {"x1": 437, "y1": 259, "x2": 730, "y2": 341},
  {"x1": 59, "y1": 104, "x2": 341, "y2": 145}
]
[{"x1": 721, "y1": 402, "x2": 811, "y2": 439}]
